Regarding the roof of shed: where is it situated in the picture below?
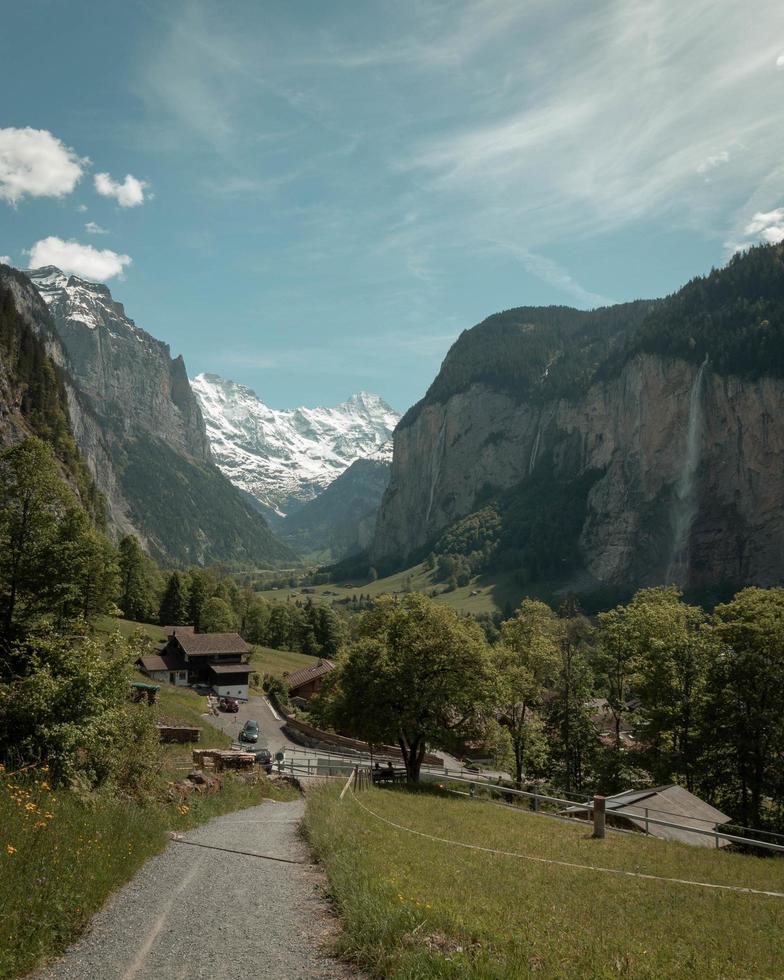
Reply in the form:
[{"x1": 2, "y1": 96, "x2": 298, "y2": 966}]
[
  {"x1": 286, "y1": 659, "x2": 335, "y2": 692},
  {"x1": 208, "y1": 663, "x2": 256, "y2": 675},
  {"x1": 566, "y1": 784, "x2": 731, "y2": 847},
  {"x1": 138, "y1": 650, "x2": 187, "y2": 672}
]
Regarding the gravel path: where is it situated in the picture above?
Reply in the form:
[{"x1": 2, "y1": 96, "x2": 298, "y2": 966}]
[{"x1": 36, "y1": 799, "x2": 356, "y2": 980}]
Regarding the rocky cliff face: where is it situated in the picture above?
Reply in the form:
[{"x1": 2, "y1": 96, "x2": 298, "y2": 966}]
[
  {"x1": 5, "y1": 265, "x2": 291, "y2": 567},
  {"x1": 0, "y1": 264, "x2": 128, "y2": 532},
  {"x1": 373, "y1": 246, "x2": 784, "y2": 594},
  {"x1": 29, "y1": 268, "x2": 210, "y2": 462}
]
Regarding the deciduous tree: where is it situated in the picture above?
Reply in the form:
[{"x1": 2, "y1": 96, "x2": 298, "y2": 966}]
[{"x1": 314, "y1": 594, "x2": 496, "y2": 781}]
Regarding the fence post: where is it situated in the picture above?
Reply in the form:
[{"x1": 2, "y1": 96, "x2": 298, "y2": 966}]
[
  {"x1": 532, "y1": 787, "x2": 539, "y2": 813},
  {"x1": 592, "y1": 795, "x2": 606, "y2": 839},
  {"x1": 644, "y1": 807, "x2": 649, "y2": 834}
]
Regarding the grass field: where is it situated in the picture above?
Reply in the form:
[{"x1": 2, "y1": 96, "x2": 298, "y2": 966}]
[
  {"x1": 304, "y1": 783, "x2": 784, "y2": 979},
  {"x1": 95, "y1": 614, "x2": 166, "y2": 641},
  {"x1": 256, "y1": 562, "x2": 525, "y2": 616},
  {"x1": 249, "y1": 644, "x2": 319, "y2": 678}
]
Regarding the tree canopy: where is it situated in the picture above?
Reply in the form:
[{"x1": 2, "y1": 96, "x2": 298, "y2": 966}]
[{"x1": 313, "y1": 593, "x2": 496, "y2": 780}]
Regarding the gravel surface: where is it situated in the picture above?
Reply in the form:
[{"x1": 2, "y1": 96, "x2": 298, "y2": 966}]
[{"x1": 36, "y1": 799, "x2": 357, "y2": 980}]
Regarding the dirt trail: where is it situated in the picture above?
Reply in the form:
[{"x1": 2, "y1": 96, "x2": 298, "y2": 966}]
[{"x1": 36, "y1": 799, "x2": 355, "y2": 980}]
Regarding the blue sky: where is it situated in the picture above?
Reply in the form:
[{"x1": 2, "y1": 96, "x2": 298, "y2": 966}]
[{"x1": 2, "y1": 0, "x2": 783, "y2": 411}]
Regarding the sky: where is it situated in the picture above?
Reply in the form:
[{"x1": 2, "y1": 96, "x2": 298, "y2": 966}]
[{"x1": 1, "y1": 0, "x2": 783, "y2": 412}]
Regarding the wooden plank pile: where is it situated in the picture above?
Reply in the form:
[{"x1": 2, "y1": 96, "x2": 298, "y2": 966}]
[
  {"x1": 192, "y1": 748, "x2": 256, "y2": 772},
  {"x1": 156, "y1": 723, "x2": 202, "y2": 743}
]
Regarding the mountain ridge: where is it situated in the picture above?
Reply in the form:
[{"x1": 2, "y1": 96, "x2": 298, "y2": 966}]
[
  {"x1": 191, "y1": 371, "x2": 399, "y2": 518},
  {"x1": 13, "y1": 265, "x2": 292, "y2": 567}
]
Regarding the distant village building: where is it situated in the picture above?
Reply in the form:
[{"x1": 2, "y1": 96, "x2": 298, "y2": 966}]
[
  {"x1": 286, "y1": 659, "x2": 334, "y2": 703},
  {"x1": 137, "y1": 628, "x2": 255, "y2": 700}
]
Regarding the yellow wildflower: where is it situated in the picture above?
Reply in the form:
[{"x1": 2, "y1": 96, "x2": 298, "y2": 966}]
[
  {"x1": 25, "y1": 802, "x2": 37, "y2": 811},
  {"x1": 6, "y1": 845, "x2": 15, "y2": 855}
]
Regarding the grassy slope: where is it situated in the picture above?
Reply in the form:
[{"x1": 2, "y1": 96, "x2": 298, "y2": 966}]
[
  {"x1": 95, "y1": 614, "x2": 166, "y2": 641},
  {"x1": 305, "y1": 784, "x2": 784, "y2": 979},
  {"x1": 256, "y1": 563, "x2": 523, "y2": 616},
  {"x1": 250, "y1": 645, "x2": 319, "y2": 678}
]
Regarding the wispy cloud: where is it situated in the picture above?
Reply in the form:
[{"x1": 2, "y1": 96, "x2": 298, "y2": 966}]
[
  {"x1": 85, "y1": 221, "x2": 108, "y2": 235},
  {"x1": 490, "y1": 241, "x2": 614, "y2": 308}
]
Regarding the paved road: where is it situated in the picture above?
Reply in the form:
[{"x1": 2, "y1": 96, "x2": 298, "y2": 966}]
[
  {"x1": 37, "y1": 799, "x2": 356, "y2": 980},
  {"x1": 206, "y1": 694, "x2": 294, "y2": 754}
]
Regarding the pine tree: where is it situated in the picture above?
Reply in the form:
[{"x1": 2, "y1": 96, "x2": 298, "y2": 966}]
[
  {"x1": 118, "y1": 535, "x2": 156, "y2": 622},
  {"x1": 158, "y1": 571, "x2": 189, "y2": 626}
]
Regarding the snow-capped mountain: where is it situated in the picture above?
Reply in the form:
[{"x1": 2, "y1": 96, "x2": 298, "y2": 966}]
[{"x1": 191, "y1": 373, "x2": 400, "y2": 517}]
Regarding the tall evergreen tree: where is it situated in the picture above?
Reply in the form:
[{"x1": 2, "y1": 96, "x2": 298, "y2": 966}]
[
  {"x1": 187, "y1": 569, "x2": 207, "y2": 631},
  {"x1": 117, "y1": 535, "x2": 156, "y2": 622},
  {"x1": 158, "y1": 571, "x2": 189, "y2": 626}
]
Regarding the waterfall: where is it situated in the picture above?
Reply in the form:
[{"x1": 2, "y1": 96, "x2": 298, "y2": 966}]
[
  {"x1": 424, "y1": 415, "x2": 448, "y2": 526},
  {"x1": 666, "y1": 356, "x2": 709, "y2": 584},
  {"x1": 528, "y1": 421, "x2": 542, "y2": 476}
]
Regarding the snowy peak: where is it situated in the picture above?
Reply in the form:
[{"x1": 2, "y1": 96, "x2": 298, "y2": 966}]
[
  {"x1": 191, "y1": 372, "x2": 399, "y2": 516},
  {"x1": 28, "y1": 266, "x2": 142, "y2": 342}
]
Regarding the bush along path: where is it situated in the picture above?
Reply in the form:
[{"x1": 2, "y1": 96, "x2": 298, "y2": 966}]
[{"x1": 34, "y1": 799, "x2": 357, "y2": 980}]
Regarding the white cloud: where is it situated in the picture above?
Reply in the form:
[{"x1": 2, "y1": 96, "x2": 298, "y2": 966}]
[
  {"x1": 76, "y1": 203, "x2": 88, "y2": 212},
  {"x1": 0, "y1": 255, "x2": 10, "y2": 265},
  {"x1": 27, "y1": 237, "x2": 132, "y2": 281},
  {"x1": 744, "y1": 208, "x2": 784, "y2": 236},
  {"x1": 0, "y1": 127, "x2": 86, "y2": 205},
  {"x1": 85, "y1": 221, "x2": 108, "y2": 235},
  {"x1": 727, "y1": 206, "x2": 784, "y2": 253},
  {"x1": 777, "y1": 53, "x2": 784, "y2": 68},
  {"x1": 94, "y1": 172, "x2": 149, "y2": 207}
]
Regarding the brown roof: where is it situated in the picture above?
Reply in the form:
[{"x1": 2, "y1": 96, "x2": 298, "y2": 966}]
[
  {"x1": 172, "y1": 632, "x2": 250, "y2": 656},
  {"x1": 287, "y1": 659, "x2": 334, "y2": 692},
  {"x1": 208, "y1": 663, "x2": 256, "y2": 675},
  {"x1": 164, "y1": 625, "x2": 195, "y2": 637},
  {"x1": 137, "y1": 649, "x2": 187, "y2": 673}
]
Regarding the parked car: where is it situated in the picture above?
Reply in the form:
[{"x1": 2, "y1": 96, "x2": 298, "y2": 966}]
[
  {"x1": 219, "y1": 697, "x2": 239, "y2": 713},
  {"x1": 240, "y1": 720, "x2": 259, "y2": 743},
  {"x1": 253, "y1": 747, "x2": 273, "y2": 773}
]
